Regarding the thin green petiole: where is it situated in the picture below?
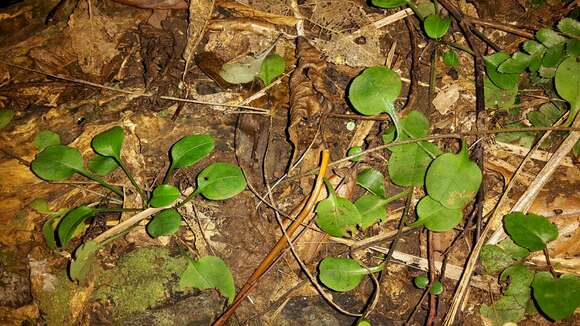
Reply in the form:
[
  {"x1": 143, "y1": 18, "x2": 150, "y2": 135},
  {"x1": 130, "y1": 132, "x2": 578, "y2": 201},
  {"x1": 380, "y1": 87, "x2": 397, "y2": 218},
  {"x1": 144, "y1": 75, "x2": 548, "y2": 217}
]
[
  {"x1": 117, "y1": 159, "x2": 147, "y2": 205},
  {"x1": 78, "y1": 170, "x2": 124, "y2": 197},
  {"x1": 176, "y1": 189, "x2": 199, "y2": 208}
]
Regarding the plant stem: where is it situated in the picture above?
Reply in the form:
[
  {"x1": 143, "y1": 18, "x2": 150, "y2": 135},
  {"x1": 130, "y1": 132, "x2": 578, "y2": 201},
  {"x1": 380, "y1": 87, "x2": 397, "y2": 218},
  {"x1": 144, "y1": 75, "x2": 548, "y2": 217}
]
[
  {"x1": 162, "y1": 167, "x2": 174, "y2": 185},
  {"x1": 543, "y1": 248, "x2": 557, "y2": 277},
  {"x1": 117, "y1": 159, "x2": 147, "y2": 205},
  {"x1": 95, "y1": 208, "x2": 143, "y2": 213},
  {"x1": 176, "y1": 189, "x2": 199, "y2": 208},
  {"x1": 78, "y1": 170, "x2": 123, "y2": 197}
]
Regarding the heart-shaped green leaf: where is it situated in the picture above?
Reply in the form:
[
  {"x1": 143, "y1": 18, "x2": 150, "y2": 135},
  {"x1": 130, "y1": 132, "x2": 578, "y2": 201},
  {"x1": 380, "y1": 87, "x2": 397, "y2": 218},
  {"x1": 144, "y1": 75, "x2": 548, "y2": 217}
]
[
  {"x1": 536, "y1": 28, "x2": 567, "y2": 48},
  {"x1": 258, "y1": 53, "x2": 285, "y2": 86},
  {"x1": 408, "y1": 196, "x2": 463, "y2": 232},
  {"x1": 149, "y1": 184, "x2": 180, "y2": 207},
  {"x1": 542, "y1": 43, "x2": 566, "y2": 68},
  {"x1": 169, "y1": 134, "x2": 214, "y2": 171},
  {"x1": 371, "y1": 0, "x2": 409, "y2": 8},
  {"x1": 480, "y1": 238, "x2": 529, "y2": 274},
  {"x1": 389, "y1": 141, "x2": 440, "y2": 187},
  {"x1": 315, "y1": 179, "x2": 362, "y2": 237},
  {"x1": 555, "y1": 55, "x2": 580, "y2": 125},
  {"x1": 348, "y1": 67, "x2": 402, "y2": 132},
  {"x1": 442, "y1": 49, "x2": 460, "y2": 67},
  {"x1": 34, "y1": 130, "x2": 61, "y2": 151},
  {"x1": 179, "y1": 255, "x2": 235, "y2": 304},
  {"x1": 484, "y1": 53, "x2": 520, "y2": 90},
  {"x1": 423, "y1": 15, "x2": 451, "y2": 39},
  {"x1": 70, "y1": 240, "x2": 100, "y2": 283},
  {"x1": 498, "y1": 52, "x2": 531, "y2": 74},
  {"x1": 197, "y1": 162, "x2": 246, "y2": 200},
  {"x1": 532, "y1": 272, "x2": 580, "y2": 321},
  {"x1": 425, "y1": 142, "x2": 482, "y2": 209},
  {"x1": 504, "y1": 212, "x2": 558, "y2": 251},
  {"x1": 146, "y1": 208, "x2": 182, "y2": 237},
  {"x1": 57, "y1": 206, "x2": 95, "y2": 247},
  {"x1": 31, "y1": 145, "x2": 86, "y2": 181},
  {"x1": 481, "y1": 264, "x2": 535, "y2": 325},
  {"x1": 356, "y1": 168, "x2": 385, "y2": 197},
  {"x1": 87, "y1": 155, "x2": 119, "y2": 176},
  {"x1": 484, "y1": 77, "x2": 518, "y2": 109},
  {"x1": 0, "y1": 108, "x2": 14, "y2": 130},
  {"x1": 354, "y1": 194, "x2": 388, "y2": 229},
  {"x1": 318, "y1": 257, "x2": 378, "y2": 292},
  {"x1": 92, "y1": 126, "x2": 124, "y2": 160}
]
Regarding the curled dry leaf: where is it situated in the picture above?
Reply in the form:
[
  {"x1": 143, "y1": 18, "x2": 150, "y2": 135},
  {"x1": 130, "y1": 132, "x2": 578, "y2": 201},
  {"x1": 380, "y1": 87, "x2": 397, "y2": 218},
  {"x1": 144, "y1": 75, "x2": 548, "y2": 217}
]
[
  {"x1": 183, "y1": 0, "x2": 214, "y2": 74},
  {"x1": 288, "y1": 37, "x2": 332, "y2": 167}
]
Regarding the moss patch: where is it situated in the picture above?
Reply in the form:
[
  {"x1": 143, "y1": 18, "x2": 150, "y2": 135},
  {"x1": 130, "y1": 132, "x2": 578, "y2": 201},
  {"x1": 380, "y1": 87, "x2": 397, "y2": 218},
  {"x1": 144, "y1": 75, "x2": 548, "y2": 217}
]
[
  {"x1": 37, "y1": 271, "x2": 75, "y2": 326},
  {"x1": 92, "y1": 247, "x2": 188, "y2": 321}
]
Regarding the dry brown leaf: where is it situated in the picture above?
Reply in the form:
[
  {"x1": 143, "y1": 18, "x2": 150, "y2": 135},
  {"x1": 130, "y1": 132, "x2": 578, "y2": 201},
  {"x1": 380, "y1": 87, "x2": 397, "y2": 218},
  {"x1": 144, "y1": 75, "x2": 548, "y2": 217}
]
[
  {"x1": 288, "y1": 37, "x2": 331, "y2": 168},
  {"x1": 433, "y1": 84, "x2": 461, "y2": 115},
  {"x1": 182, "y1": 0, "x2": 214, "y2": 77}
]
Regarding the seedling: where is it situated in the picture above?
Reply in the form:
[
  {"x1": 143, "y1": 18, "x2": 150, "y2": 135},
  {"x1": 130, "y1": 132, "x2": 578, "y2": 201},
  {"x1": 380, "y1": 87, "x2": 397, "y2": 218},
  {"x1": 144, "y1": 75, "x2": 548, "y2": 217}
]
[{"x1": 30, "y1": 128, "x2": 244, "y2": 304}]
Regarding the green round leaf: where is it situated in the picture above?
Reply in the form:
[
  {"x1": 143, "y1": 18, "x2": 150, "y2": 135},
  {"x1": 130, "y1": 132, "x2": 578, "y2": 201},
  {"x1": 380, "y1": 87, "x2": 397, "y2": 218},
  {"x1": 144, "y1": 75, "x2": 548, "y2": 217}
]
[
  {"x1": 57, "y1": 206, "x2": 95, "y2": 247},
  {"x1": 430, "y1": 280, "x2": 444, "y2": 295},
  {"x1": 371, "y1": 0, "x2": 409, "y2": 8},
  {"x1": 169, "y1": 134, "x2": 215, "y2": 170},
  {"x1": 356, "y1": 168, "x2": 385, "y2": 197},
  {"x1": 409, "y1": 196, "x2": 463, "y2": 232},
  {"x1": 484, "y1": 77, "x2": 518, "y2": 109},
  {"x1": 388, "y1": 141, "x2": 440, "y2": 187},
  {"x1": 347, "y1": 146, "x2": 363, "y2": 162},
  {"x1": 349, "y1": 66, "x2": 402, "y2": 116},
  {"x1": 149, "y1": 184, "x2": 180, "y2": 207},
  {"x1": 88, "y1": 155, "x2": 119, "y2": 176},
  {"x1": 425, "y1": 142, "x2": 482, "y2": 209},
  {"x1": 356, "y1": 320, "x2": 372, "y2": 326},
  {"x1": 34, "y1": 130, "x2": 61, "y2": 151},
  {"x1": 555, "y1": 56, "x2": 580, "y2": 124},
  {"x1": 315, "y1": 180, "x2": 362, "y2": 237},
  {"x1": 258, "y1": 53, "x2": 285, "y2": 86},
  {"x1": 354, "y1": 194, "x2": 388, "y2": 229},
  {"x1": 532, "y1": 272, "x2": 580, "y2": 321},
  {"x1": 179, "y1": 256, "x2": 236, "y2": 304},
  {"x1": 424, "y1": 15, "x2": 451, "y2": 39},
  {"x1": 442, "y1": 50, "x2": 460, "y2": 67},
  {"x1": 484, "y1": 53, "x2": 520, "y2": 90},
  {"x1": 503, "y1": 212, "x2": 558, "y2": 251},
  {"x1": 31, "y1": 145, "x2": 86, "y2": 181},
  {"x1": 91, "y1": 126, "x2": 124, "y2": 159},
  {"x1": 414, "y1": 275, "x2": 429, "y2": 289},
  {"x1": 558, "y1": 17, "x2": 580, "y2": 37},
  {"x1": 319, "y1": 257, "x2": 367, "y2": 292},
  {"x1": 0, "y1": 108, "x2": 14, "y2": 130},
  {"x1": 197, "y1": 162, "x2": 246, "y2": 200},
  {"x1": 147, "y1": 208, "x2": 182, "y2": 237},
  {"x1": 498, "y1": 52, "x2": 531, "y2": 74}
]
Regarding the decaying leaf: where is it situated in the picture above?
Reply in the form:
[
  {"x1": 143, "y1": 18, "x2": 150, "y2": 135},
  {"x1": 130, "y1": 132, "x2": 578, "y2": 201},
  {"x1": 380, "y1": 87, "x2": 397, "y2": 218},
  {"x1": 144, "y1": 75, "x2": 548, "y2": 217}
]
[
  {"x1": 182, "y1": 0, "x2": 214, "y2": 76},
  {"x1": 111, "y1": 0, "x2": 188, "y2": 9},
  {"x1": 288, "y1": 37, "x2": 332, "y2": 168}
]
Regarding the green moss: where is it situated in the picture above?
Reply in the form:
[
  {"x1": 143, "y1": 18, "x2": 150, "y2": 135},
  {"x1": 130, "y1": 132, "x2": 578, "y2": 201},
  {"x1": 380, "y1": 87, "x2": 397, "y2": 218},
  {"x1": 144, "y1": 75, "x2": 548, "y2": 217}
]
[
  {"x1": 92, "y1": 247, "x2": 188, "y2": 321},
  {"x1": 37, "y1": 271, "x2": 75, "y2": 326}
]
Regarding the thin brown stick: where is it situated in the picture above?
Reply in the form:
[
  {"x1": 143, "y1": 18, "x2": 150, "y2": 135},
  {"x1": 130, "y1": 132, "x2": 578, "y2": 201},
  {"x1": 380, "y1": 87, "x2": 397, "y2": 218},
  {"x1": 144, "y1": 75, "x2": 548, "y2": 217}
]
[
  {"x1": 465, "y1": 16, "x2": 535, "y2": 39},
  {"x1": 212, "y1": 150, "x2": 330, "y2": 325},
  {"x1": 426, "y1": 230, "x2": 437, "y2": 326}
]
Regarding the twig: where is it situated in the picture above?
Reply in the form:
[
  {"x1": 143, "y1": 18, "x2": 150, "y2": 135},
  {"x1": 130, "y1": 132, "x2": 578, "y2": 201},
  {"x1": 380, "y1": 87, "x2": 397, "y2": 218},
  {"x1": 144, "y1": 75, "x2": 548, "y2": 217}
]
[
  {"x1": 0, "y1": 60, "x2": 268, "y2": 113},
  {"x1": 426, "y1": 230, "x2": 437, "y2": 326},
  {"x1": 464, "y1": 16, "x2": 535, "y2": 39},
  {"x1": 543, "y1": 248, "x2": 556, "y2": 277}
]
